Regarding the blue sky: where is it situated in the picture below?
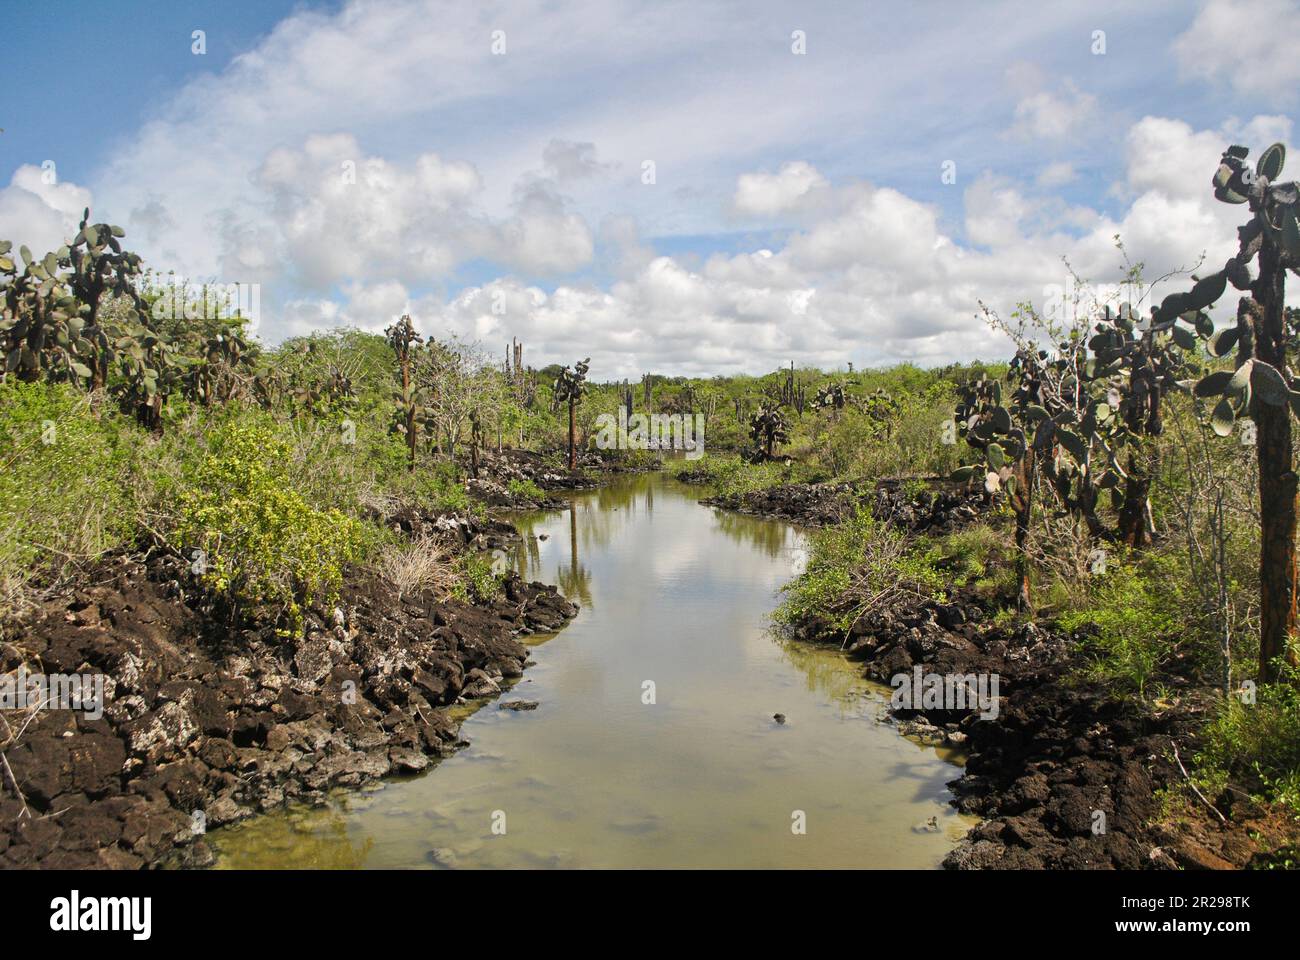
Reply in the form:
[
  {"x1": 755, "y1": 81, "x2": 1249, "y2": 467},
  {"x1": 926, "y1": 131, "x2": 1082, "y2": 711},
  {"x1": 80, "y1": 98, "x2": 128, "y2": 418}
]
[
  {"x1": 1, "y1": 0, "x2": 1296, "y2": 377},
  {"x1": 2, "y1": 1, "x2": 325, "y2": 182}
]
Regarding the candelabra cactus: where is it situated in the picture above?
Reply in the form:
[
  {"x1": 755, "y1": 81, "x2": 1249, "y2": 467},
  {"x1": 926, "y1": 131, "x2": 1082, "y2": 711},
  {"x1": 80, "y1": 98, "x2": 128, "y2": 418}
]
[
  {"x1": 554, "y1": 358, "x2": 590, "y2": 470},
  {"x1": 620, "y1": 379, "x2": 634, "y2": 419},
  {"x1": 386, "y1": 314, "x2": 424, "y2": 470},
  {"x1": 749, "y1": 402, "x2": 790, "y2": 460},
  {"x1": 951, "y1": 365, "x2": 1041, "y2": 607}
]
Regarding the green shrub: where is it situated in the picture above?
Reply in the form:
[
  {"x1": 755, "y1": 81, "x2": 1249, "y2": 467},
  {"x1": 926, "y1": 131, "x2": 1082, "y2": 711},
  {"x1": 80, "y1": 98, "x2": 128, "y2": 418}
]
[
  {"x1": 507, "y1": 477, "x2": 545, "y2": 501},
  {"x1": 925, "y1": 524, "x2": 1015, "y2": 598},
  {"x1": 0, "y1": 381, "x2": 135, "y2": 608},
  {"x1": 1057, "y1": 553, "x2": 1188, "y2": 697},
  {"x1": 395, "y1": 460, "x2": 479, "y2": 517},
  {"x1": 675, "y1": 454, "x2": 809, "y2": 497},
  {"x1": 619, "y1": 447, "x2": 661, "y2": 469},
  {"x1": 775, "y1": 508, "x2": 942, "y2": 635},
  {"x1": 173, "y1": 421, "x2": 369, "y2": 634},
  {"x1": 1197, "y1": 664, "x2": 1300, "y2": 815},
  {"x1": 455, "y1": 550, "x2": 502, "y2": 603}
]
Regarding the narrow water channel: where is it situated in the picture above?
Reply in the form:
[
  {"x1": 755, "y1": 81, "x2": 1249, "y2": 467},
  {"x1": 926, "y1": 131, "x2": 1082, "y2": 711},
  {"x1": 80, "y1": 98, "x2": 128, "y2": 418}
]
[{"x1": 210, "y1": 472, "x2": 973, "y2": 868}]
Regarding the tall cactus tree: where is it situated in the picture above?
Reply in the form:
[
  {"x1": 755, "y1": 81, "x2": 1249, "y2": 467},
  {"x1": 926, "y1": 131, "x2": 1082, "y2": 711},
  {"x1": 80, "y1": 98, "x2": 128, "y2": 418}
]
[
  {"x1": 749, "y1": 402, "x2": 790, "y2": 460},
  {"x1": 0, "y1": 211, "x2": 147, "y2": 390},
  {"x1": 1085, "y1": 291, "x2": 1206, "y2": 549},
  {"x1": 812, "y1": 380, "x2": 854, "y2": 435},
  {"x1": 862, "y1": 387, "x2": 899, "y2": 437},
  {"x1": 952, "y1": 364, "x2": 1042, "y2": 608},
  {"x1": 1185, "y1": 142, "x2": 1300, "y2": 683},
  {"x1": 0, "y1": 216, "x2": 187, "y2": 432},
  {"x1": 554, "y1": 358, "x2": 590, "y2": 471},
  {"x1": 63, "y1": 210, "x2": 148, "y2": 391},
  {"x1": 1, "y1": 241, "x2": 76, "y2": 383},
  {"x1": 385, "y1": 314, "x2": 423, "y2": 470}
]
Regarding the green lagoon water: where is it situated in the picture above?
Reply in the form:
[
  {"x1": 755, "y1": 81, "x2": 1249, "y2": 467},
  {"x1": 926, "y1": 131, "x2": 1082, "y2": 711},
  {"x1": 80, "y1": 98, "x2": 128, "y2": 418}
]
[{"x1": 210, "y1": 473, "x2": 972, "y2": 868}]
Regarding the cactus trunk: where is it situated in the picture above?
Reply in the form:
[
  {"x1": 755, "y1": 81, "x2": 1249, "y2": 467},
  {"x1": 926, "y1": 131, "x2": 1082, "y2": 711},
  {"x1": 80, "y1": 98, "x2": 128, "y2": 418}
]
[
  {"x1": 1251, "y1": 243, "x2": 1299, "y2": 683},
  {"x1": 1118, "y1": 347, "x2": 1159, "y2": 549},
  {"x1": 1118, "y1": 461, "x2": 1152, "y2": 548},
  {"x1": 568, "y1": 397, "x2": 577, "y2": 471},
  {"x1": 402, "y1": 354, "x2": 415, "y2": 471},
  {"x1": 1012, "y1": 447, "x2": 1035, "y2": 610}
]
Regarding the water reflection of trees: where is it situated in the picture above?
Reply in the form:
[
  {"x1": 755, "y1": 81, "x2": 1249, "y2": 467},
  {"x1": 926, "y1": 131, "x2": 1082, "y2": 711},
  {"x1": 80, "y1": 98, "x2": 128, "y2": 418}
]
[
  {"x1": 572, "y1": 495, "x2": 624, "y2": 553},
  {"x1": 770, "y1": 631, "x2": 874, "y2": 717},
  {"x1": 549, "y1": 477, "x2": 660, "y2": 606},
  {"x1": 711, "y1": 510, "x2": 802, "y2": 559},
  {"x1": 503, "y1": 529, "x2": 546, "y2": 582},
  {"x1": 557, "y1": 504, "x2": 594, "y2": 607}
]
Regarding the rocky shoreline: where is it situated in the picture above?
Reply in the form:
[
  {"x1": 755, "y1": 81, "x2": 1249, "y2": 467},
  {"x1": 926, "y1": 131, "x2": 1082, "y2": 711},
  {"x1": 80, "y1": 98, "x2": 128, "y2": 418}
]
[
  {"x1": 688, "y1": 475, "x2": 986, "y2": 532},
  {"x1": 784, "y1": 565, "x2": 1298, "y2": 869},
  {"x1": 0, "y1": 514, "x2": 578, "y2": 870},
  {"x1": 700, "y1": 475, "x2": 1298, "y2": 869},
  {"x1": 465, "y1": 448, "x2": 659, "y2": 510}
]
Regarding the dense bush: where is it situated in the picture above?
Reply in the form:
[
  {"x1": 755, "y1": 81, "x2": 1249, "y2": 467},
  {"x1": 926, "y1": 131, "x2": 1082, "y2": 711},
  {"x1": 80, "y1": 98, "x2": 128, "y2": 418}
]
[
  {"x1": 924, "y1": 524, "x2": 1016, "y2": 600},
  {"x1": 455, "y1": 550, "x2": 503, "y2": 603},
  {"x1": 1057, "y1": 553, "x2": 1190, "y2": 697},
  {"x1": 507, "y1": 477, "x2": 545, "y2": 501},
  {"x1": 1197, "y1": 664, "x2": 1300, "y2": 815},
  {"x1": 172, "y1": 420, "x2": 370, "y2": 634},
  {"x1": 675, "y1": 454, "x2": 806, "y2": 496},
  {"x1": 776, "y1": 508, "x2": 942, "y2": 636},
  {"x1": 0, "y1": 381, "x2": 135, "y2": 610}
]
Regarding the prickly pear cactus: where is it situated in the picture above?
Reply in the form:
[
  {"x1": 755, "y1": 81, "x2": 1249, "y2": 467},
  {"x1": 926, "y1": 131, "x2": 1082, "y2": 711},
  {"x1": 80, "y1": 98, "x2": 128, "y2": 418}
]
[{"x1": 1188, "y1": 143, "x2": 1300, "y2": 432}]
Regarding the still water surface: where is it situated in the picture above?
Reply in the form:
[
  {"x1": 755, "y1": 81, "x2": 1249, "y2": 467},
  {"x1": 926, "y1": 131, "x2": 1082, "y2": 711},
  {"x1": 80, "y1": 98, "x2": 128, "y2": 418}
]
[{"x1": 211, "y1": 473, "x2": 972, "y2": 868}]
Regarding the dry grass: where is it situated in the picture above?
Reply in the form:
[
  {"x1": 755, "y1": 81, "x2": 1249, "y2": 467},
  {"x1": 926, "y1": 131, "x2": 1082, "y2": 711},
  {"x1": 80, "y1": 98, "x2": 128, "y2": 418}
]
[{"x1": 376, "y1": 535, "x2": 459, "y2": 601}]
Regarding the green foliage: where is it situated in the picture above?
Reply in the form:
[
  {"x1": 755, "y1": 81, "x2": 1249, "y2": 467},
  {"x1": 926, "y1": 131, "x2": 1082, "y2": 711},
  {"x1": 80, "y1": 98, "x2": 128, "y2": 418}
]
[
  {"x1": 775, "y1": 508, "x2": 942, "y2": 634},
  {"x1": 1197, "y1": 663, "x2": 1300, "y2": 815},
  {"x1": 454, "y1": 550, "x2": 503, "y2": 603},
  {"x1": 925, "y1": 525, "x2": 1015, "y2": 598},
  {"x1": 507, "y1": 477, "x2": 545, "y2": 501},
  {"x1": 407, "y1": 461, "x2": 479, "y2": 516},
  {"x1": 0, "y1": 380, "x2": 134, "y2": 605},
  {"x1": 173, "y1": 420, "x2": 369, "y2": 634},
  {"x1": 675, "y1": 454, "x2": 806, "y2": 496},
  {"x1": 1057, "y1": 553, "x2": 1189, "y2": 697},
  {"x1": 845, "y1": 385, "x2": 958, "y2": 480}
]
